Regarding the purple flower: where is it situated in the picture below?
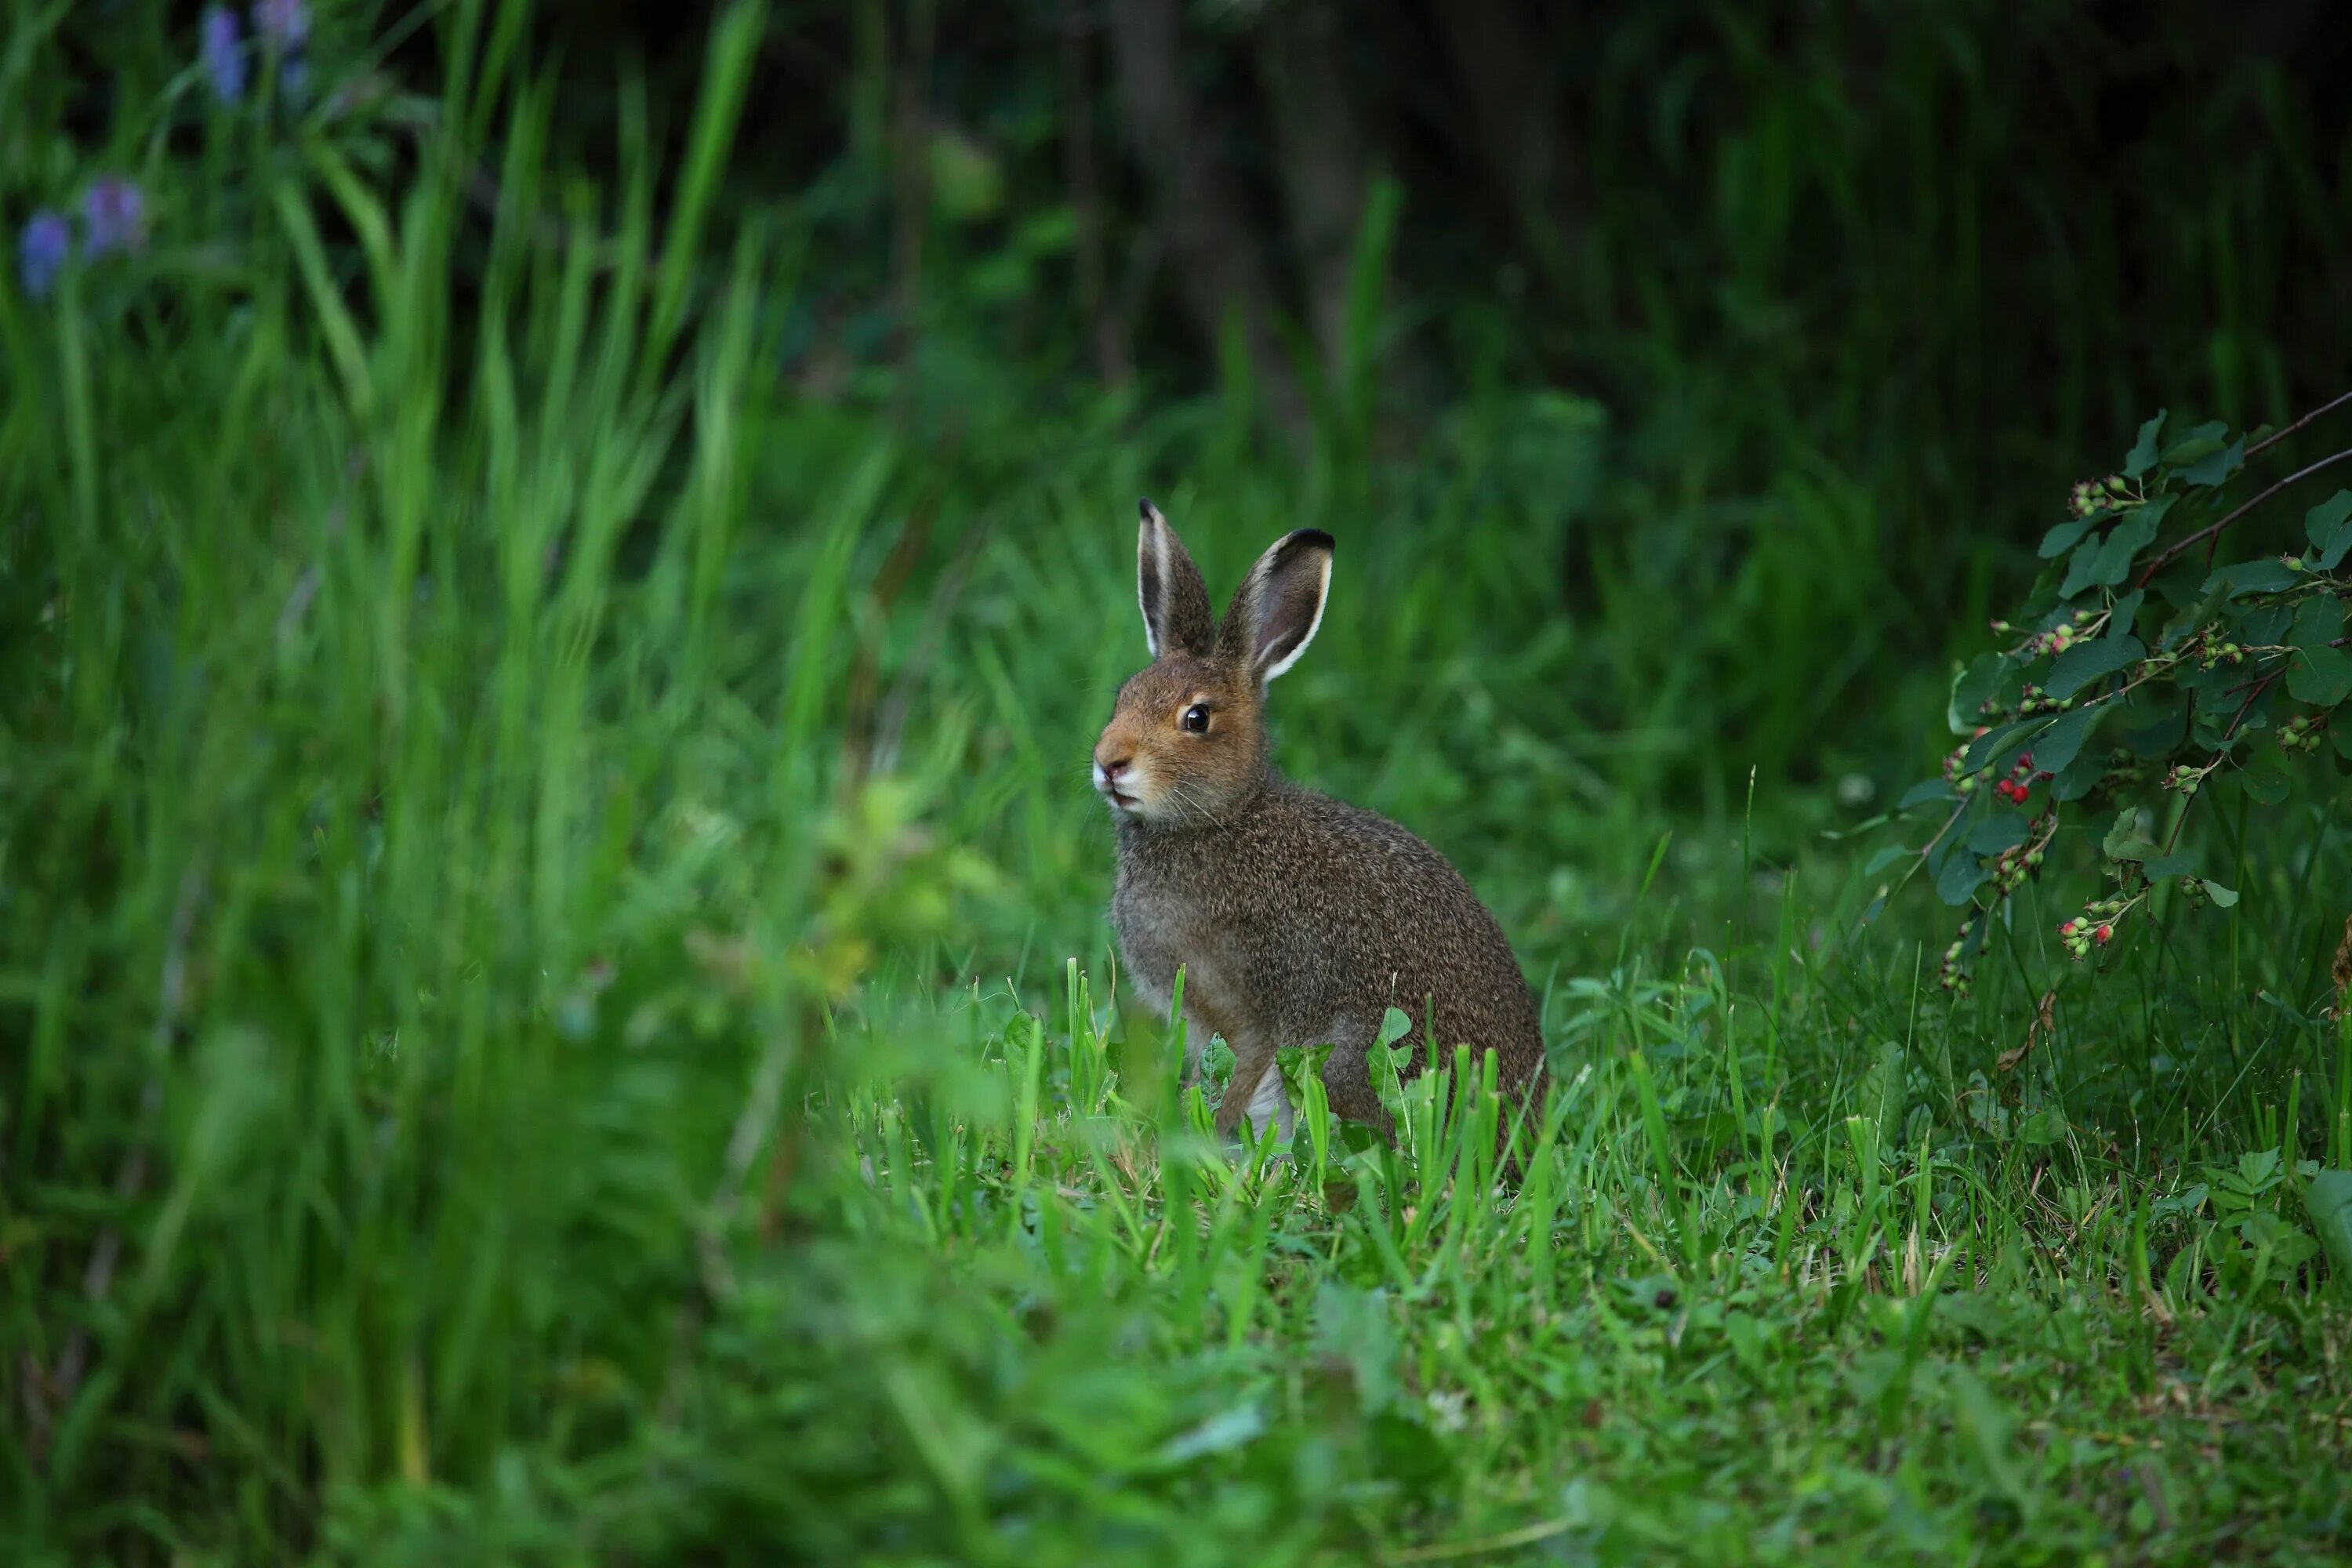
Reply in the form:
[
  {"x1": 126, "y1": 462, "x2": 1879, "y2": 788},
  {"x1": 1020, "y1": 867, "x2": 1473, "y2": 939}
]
[
  {"x1": 19, "y1": 209, "x2": 70, "y2": 298},
  {"x1": 254, "y1": 0, "x2": 309, "y2": 51},
  {"x1": 201, "y1": 5, "x2": 246, "y2": 104},
  {"x1": 82, "y1": 179, "x2": 147, "y2": 260}
]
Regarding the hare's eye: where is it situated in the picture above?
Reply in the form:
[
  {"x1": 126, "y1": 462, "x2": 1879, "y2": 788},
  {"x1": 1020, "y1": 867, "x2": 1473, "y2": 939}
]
[{"x1": 1181, "y1": 703, "x2": 1211, "y2": 734}]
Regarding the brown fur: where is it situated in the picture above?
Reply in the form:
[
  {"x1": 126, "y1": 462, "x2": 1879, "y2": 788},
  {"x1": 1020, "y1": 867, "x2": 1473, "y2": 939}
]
[{"x1": 1093, "y1": 501, "x2": 1547, "y2": 1145}]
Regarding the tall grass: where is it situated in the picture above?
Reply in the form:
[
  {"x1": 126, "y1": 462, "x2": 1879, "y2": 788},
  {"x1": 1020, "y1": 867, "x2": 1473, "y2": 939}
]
[{"x1": 4, "y1": 3, "x2": 2351, "y2": 1563}]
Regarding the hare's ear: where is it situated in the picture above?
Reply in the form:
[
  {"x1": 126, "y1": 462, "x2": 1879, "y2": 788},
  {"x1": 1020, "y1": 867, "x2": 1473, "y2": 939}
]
[
  {"x1": 1220, "y1": 528, "x2": 1334, "y2": 685},
  {"x1": 1136, "y1": 499, "x2": 1216, "y2": 658}
]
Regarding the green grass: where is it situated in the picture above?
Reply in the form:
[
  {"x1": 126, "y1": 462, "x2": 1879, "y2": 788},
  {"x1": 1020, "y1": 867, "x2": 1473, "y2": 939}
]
[{"x1": 7, "y1": 5, "x2": 2352, "y2": 1563}]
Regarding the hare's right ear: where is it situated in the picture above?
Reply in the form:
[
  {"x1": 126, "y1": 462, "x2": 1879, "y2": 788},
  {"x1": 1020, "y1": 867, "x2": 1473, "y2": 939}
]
[{"x1": 1136, "y1": 499, "x2": 1215, "y2": 659}]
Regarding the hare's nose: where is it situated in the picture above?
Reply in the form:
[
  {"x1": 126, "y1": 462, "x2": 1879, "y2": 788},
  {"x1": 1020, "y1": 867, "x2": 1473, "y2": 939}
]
[{"x1": 1095, "y1": 751, "x2": 1131, "y2": 781}]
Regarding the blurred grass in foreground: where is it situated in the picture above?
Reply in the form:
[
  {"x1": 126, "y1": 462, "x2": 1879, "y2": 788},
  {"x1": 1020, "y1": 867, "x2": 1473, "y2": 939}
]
[{"x1": 4, "y1": 2, "x2": 2352, "y2": 1563}]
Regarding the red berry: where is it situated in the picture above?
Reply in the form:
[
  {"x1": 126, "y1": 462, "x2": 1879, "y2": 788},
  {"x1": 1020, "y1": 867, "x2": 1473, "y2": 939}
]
[{"x1": 2095, "y1": 924, "x2": 2112, "y2": 945}]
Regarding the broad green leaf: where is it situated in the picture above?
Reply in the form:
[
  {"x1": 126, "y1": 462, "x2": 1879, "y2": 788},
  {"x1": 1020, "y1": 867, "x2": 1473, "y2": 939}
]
[
  {"x1": 2303, "y1": 1170, "x2": 2352, "y2": 1287},
  {"x1": 2287, "y1": 644, "x2": 2352, "y2": 707},
  {"x1": 2290, "y1": 594, "x2": 2347, "y2": 651},
  {"x1": 2241, "y1": 746, "x2": 2292, "y2": 805},
  {"x1": 2020, "y1": 1105, "x2": 2068, "y2": 1146},
  {"x1": 2108, "y1": 589, "x2": 2146, "y2": 638},
  {"x1": 1965, "y1": 815, "x2": 2027, "y2": 855},
  {"x1": 1899, "y1": 778, "x2": 1958, "y2": 810},
  {"x1": 2336, "y1": 724, "x2": 2352, "y2": 763},
  {"x1": 1947, "y1": 652, "x2": 2008, "y2": 735},
  {"x1": 2176, "y1": 434, "x2": 2244, "y2": 489},
  {"x1": 2125, "y1": 702, "x2": 2187, "y2": 757},
  {"x1": 2201, "y1": 559, "x2": 2299, "y2": 598},
  {"x1": 2038, "y1": 518, "x2": 2094, "y2": 559},
  {"x1": 2307, "y1": 491, "x2": 2352, "y2": 571},
  {"x1": 2059, "y1": 503, "x2": 2167, "y2": 597},
  {"x1": 2101, "y1": 810, "x2": 2158, "y2": 862},
  {"x1": 1864, "y1": 844, "x2": 1915, "y2": 877},
  {"x1": 2123, "y1": 410, "x2": 2166, "y2": 478},
  {"x1": 2051, "y1": 743, "x2": 2106, "y2": 802},
  {"x1": 1962, "y1": 719, "x2": 2038, "y2": 775},
  {"x1": 2143, "y1": 852, "x2": 2198, "y2": 879},
  {"x1": 2030, "y1": 703, "x2": 2103, "y2": 775},
  {"x1": 2201, "y1": 880, "x2": 2240, "y2": 908},
  {"x1": 1936, "y1": 849, "x2": 1988, "y2": 906},
  {"x1": 2044, "y1": 634, "x2": 2143, "y2": 700}
]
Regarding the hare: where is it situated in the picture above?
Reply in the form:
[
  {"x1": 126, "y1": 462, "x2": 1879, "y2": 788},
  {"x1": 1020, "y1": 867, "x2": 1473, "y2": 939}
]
[{"x1": 1093, "y1": 499, "x2": 1547, "y2": 1146}]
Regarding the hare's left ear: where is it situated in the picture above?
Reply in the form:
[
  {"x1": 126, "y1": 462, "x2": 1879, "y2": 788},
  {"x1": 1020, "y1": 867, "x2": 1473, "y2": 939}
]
[{"x1": 1219, "y1": 528, "x2": 1334, "y2": 685}]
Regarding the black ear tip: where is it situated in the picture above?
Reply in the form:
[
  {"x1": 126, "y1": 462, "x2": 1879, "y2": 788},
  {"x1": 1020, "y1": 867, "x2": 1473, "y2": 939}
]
[
  {"x1": 1138, "y1": 498, "x2": 1159, "y2": 521},
  {"x1": 1291, "y1": 528, "x2": 1335, "y2": 554}
]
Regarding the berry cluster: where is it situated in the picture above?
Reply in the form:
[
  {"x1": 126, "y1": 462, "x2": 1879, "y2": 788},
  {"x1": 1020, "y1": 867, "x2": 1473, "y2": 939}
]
[
  {"x1": 2163, "y1": 762, "x2": 2207, "y2": 797},
  {"x1": 1992, "y1": 750, "x2": 2052, "y2": 804},
  {"x1": 2067, "y1": 474, "x2": 2135, "y2": 518},
  {"x1": 1944, "y1": 732, "x2": 1987, "y2": 794},
  {"x1": 2278, "y1": 713, "x2": 2329, "y2": 753},
  {"x1": 2014, "y1": 608, "x2": 2100, "y2": 659},
  {"x1": 1936, "y1": 919, "x2": 1979, "y2": 996},
  {"x1": 2058, "y1": 907, "x2": 2118, "y2": 961},
  {"x1": 2015, "y1": 683, "x2": 2073, "y2": 717},
  {"x1": 2194, "y1": 635, "x2": 2248, "y2": 671},
  {"x1": 1986, "y1": 833, "x2": 2048, "y2": 895},
  {"x1": 2176, "y1": 874, "x2": 2209, "y2": 909}
]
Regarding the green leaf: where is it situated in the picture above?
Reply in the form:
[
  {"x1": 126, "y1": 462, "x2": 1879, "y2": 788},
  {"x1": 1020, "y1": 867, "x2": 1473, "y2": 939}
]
[
  {"x1": 2303, "y1": 1170, "x2": 2352, "y2": 1287},
  {"x1": 1864, "y1": 844, "x2": 1915, "y2": 877},
  {"x1": 2201, "y1": 880, "x2": 2240, "y2": 908},
  {"x1": 2051, "y1": 743, "x2": 2106, "y2": 802},
  {"x1": 2336, "y1": 724, "x2": 2352, "y2": 763},
  {"x1": 2291, "y1": 593, "x2": 2347, "y2": 651},
  {"x1": 1947, "y1": 652, "x2": 2009, "y2": 735},
  {"x1": 2143, "y1": 853, "x2": 2198, "y2": 879},
  {"x1": 1899, "y1": 778, "x2": 1958, "y2": 810},
  {"x1": 2030, "y1": 703, "x2": 2104, "y2": 775},
  {"x1": 2020, "y1": 1105, "x2": 2068, "y2": 1146},
  {"x1": 2176, "y1": 434, "x2": 2244, "y2": 489},
  {"x1": 2101, "y1": 810, "x2": 2158, "y2": 862},
  {"x1": 2125, "y1": 702, "x2": 2187, "y2": 757},
  {"x1": 2241, "y1": 746, "x2": 2292, "y2": 805},
  {"x1": 1965, "y1": 815, "x2": 2027, "y2": 855},
  {"x1": 2058, "y1": 503, "x2": 2167, "y2": 597},
  {"x1": 2307, "y1": 491, "x2": 2352, "y2": 571},
  {"x1": 1936, "y1": 849, "x2": 1988, "y2": 907},
  {"x1": 2038, "y1": 519, "x2": 2095, "y2": 559},
  {"x1": 2287, "y1": 644, "x2": 2352, "y2": 707},
  {"x1": 2201, "y1": 559, "x2": 2299, "y2": 598},
  {"x1": 1962, "y1": 719, "x2": 2037, "y2": 775},
  {"x1": 2044, "y1": 634, "x2": 2143, "y2": 700},
  {"x1": 2124, "y1": 410, "x2": 2167, "y2": 478}
]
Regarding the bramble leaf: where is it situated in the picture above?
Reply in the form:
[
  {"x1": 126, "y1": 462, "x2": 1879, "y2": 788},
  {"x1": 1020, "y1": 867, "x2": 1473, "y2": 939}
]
[
  {"x1": 2143, "y1": 853, "x2": 2198, "y2": 879},
  {"x1": 2201, "y1": 881, "x2": 2240, "y2": 909}
]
